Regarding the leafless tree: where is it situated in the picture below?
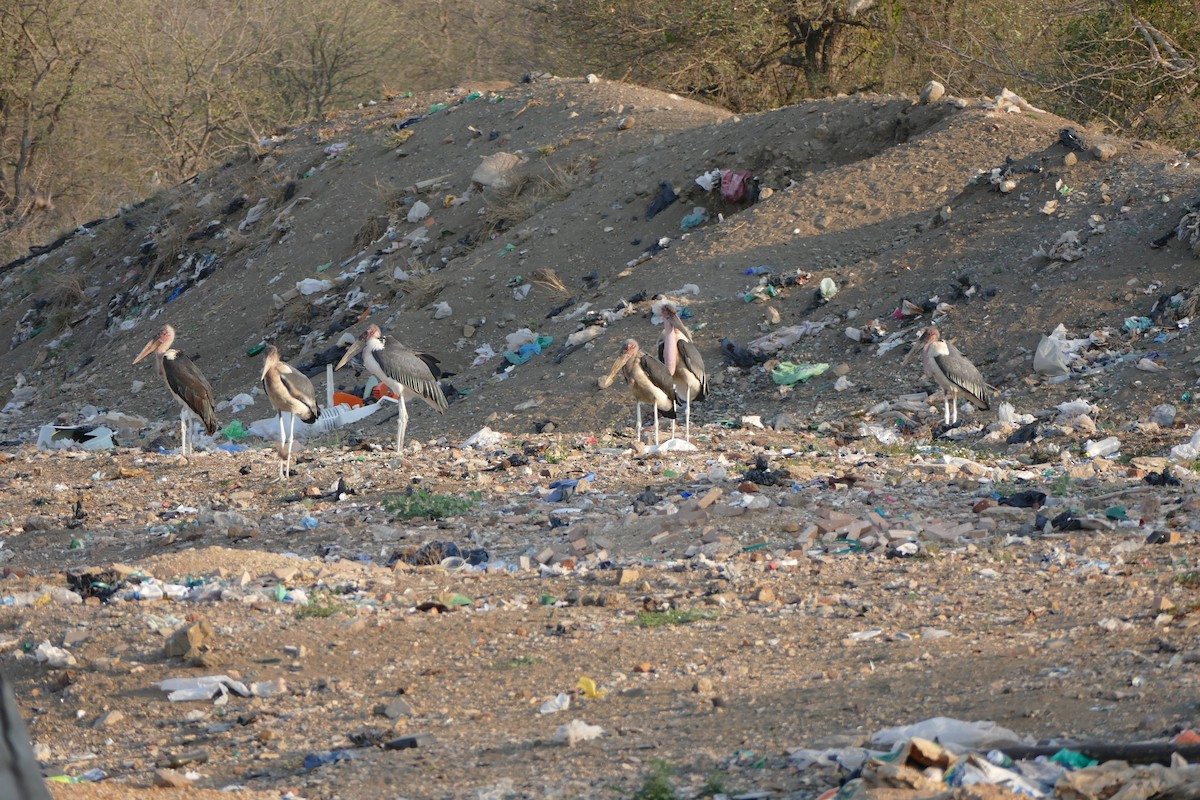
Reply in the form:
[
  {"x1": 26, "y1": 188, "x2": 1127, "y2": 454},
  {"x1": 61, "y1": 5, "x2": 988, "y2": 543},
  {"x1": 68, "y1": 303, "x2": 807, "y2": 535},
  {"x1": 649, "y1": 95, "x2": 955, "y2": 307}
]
[{"x1": 0, "y1": 0, "x2": 94, "y2": 234}]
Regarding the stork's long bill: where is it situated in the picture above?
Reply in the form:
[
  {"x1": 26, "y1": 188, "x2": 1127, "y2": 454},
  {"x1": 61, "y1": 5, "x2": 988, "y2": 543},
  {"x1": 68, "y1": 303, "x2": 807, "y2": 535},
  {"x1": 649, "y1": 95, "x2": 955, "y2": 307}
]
[
  {"x1": 336, "y1": 325, "x2": 379, "y2": 370},
  {"x1": 601, "y1": 347, "x2": 632, "y2": 389},
  {"x1": 335, "y1": 338, "x2": 364, "y2": 371},
  {"x1": 133, "y1": 325, "x2": 174, "y2": 364}
]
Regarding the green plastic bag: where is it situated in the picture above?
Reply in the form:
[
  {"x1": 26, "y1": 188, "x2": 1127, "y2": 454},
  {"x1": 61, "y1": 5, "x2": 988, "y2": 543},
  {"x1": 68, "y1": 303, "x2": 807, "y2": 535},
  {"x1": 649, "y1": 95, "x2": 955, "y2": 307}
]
[{"x1": 771, "y1": 362, "x2": 829, "y2": 386}]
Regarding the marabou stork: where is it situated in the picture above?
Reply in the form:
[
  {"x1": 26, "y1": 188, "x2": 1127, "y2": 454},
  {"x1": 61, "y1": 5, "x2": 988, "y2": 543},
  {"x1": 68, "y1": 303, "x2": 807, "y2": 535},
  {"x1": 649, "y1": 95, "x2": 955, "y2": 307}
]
[
  {"x1": 335, "y1": 324, "x2": 448, "y2": 452},
  {"x1": 657, "y1": 304, "x2": 708, "y2": 441},
  {"x1": 907, "y1": 327, "x2": 993, "y2": 425},
  {"x1": 133, "y1": 324, "x2": 218, "y2": 454},
  {"x1": 261, "y1": 345, "x2": 321, "y2": 479},
  {"x1": 601, "y1": 339, "x2": 677, "y2": 445}
]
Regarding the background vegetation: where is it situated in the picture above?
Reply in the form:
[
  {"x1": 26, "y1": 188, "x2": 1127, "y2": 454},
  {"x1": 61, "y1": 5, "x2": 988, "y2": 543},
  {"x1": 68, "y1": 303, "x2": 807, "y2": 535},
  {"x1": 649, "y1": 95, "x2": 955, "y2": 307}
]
[{"x1": 2, "y1": 0, "x2": 1197, "y2": 262}]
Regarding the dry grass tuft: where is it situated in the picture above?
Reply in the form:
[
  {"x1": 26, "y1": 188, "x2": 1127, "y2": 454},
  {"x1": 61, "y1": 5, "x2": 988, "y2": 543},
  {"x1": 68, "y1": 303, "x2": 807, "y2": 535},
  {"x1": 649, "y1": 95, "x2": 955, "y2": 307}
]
[
  {"x1": 482, "y1": 158, "x2": 593, "y2": 236},
  {"x1": 354, "y1": 214, "x2": 388, "y2": 249},
  {"x1": 401, "y1": 270, "x2": 447, "y2": 309},
  {"x1": 46, "y1": 272, "x2": 88, "y2": 332},
  {"x1": 388, "y1": 128, "x2": 415, "y2": 149},
  {"x1": 530, "y1": 268, "x2": 569, "y2": 297}
]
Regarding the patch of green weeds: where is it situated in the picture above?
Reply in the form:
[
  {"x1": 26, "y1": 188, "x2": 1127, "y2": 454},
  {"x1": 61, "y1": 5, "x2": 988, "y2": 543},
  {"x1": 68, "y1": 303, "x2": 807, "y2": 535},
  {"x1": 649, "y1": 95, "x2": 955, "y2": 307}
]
[
  {"x1": 492, "y1": 655, "x2": 542, "y2": 670},
  {"x1": 294, "y1": 596, "x2": 345, "y2": 619},
  {"x1": 699, "y1": 768, "x2": 730, "y2": 797},
  {"x1": 1050, "y1": 473, "x2": 1073, "y2": 497},
  {"x1": 383, "y1": 488, "x2": 480, "y2": 519},
  {"x1": 1176, "y1": 570, "x2": 1200, "y2": 589},
  {"x1": 633, "y1": 759, "x2": 677, "y2": 800},
  {"x1": 637, "y1": 609, "x2": 719, "y2": 628}
]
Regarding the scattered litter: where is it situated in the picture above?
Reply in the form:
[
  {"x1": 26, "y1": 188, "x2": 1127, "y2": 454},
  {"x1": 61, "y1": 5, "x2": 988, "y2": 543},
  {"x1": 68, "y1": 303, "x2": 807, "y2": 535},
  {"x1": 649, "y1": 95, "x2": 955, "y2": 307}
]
[
  {"x1": 772, "y1": 362, "x2": 830, "y2": 385},
  {"x1": 871, "y1": 717, "x2": 1029, "y2": 752},
  {"x1": 647, "y1": 438, "x2": 697, "y2": 453},
  {"x1": 539, "y1": 693, "x2": 570, "y2": 714},
  {"x1": 34, "y1": 640, "x2": 77, "y2": 668},
  {"x1": 555, "y1": 719, "x2": 603, "y2": 746},
  {"x1": 464, "y1": 427, "x2": 504, "y2": 449},
  {"x1": 296, "y1": 278, "x2": 332, "y2": 296},
  {"x1": 37, "y1": 425, "x2": 116, "y2": 451},
  {"x1": 645, "y1": 182, "x2": 678, "y2": 220}
]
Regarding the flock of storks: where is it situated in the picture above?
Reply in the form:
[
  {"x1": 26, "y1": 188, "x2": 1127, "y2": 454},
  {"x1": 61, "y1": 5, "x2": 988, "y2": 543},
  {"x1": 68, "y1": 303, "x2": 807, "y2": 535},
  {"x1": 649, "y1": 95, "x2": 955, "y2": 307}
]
[
  {"x1": 133, "y1": 323, "x2": 449, "y2": 479},
  {"x1": 133, "y1": 302, "x2": 992, "y2": 479}
]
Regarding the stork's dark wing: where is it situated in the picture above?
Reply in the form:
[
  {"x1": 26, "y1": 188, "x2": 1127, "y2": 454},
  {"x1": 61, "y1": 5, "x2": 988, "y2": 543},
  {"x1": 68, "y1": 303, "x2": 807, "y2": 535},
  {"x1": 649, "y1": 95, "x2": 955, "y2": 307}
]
[
  {"x1": 278, "y1": 364, "x2": 321, "y2": 422},
  {"x1": 935, "y1": 345, "x2": 992, "y2": 410},
  {"x1": 164, "y1": 352, "x2": 219, "y2": 434},
  {"x1": 415, "y1": 352, "x2": 449, "y2": 380},
  {"x1": 678, "y1": 340, "x2": 708, "y2": 401},
  {"x1": 638, "y1": 353, "x2": 677, "y2": 419},
  {"x1": 376, "y1": 347, "x2": 449, "y2": 413}
]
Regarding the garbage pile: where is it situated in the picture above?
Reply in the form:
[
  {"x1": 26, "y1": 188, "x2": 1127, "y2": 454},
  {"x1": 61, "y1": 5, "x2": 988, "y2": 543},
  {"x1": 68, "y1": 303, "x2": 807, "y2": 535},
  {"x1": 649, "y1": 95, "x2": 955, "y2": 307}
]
[{"x1": 792, "y1": 717, "x2": 1200, "y2": 800}]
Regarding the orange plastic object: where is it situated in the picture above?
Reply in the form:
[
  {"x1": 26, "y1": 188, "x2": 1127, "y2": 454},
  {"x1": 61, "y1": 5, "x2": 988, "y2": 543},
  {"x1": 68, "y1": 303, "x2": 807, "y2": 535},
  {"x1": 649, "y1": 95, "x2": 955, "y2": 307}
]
[
  {"x1": 333, "y1": 391, "x2": 364, "y2": 409},
  {"x1": 1174, "y1": 729, "x2": 1200, "y2": 745},
  {"x1": 372, "y1": 383, "x2": 398, "y2": 400}
]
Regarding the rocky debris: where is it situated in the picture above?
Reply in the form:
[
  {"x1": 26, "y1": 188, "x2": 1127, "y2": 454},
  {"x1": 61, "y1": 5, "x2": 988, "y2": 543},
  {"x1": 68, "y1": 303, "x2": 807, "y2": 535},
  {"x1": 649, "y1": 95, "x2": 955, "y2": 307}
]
[{"x1": 163, "y1": 618, "x2": 215, "y2": 660}]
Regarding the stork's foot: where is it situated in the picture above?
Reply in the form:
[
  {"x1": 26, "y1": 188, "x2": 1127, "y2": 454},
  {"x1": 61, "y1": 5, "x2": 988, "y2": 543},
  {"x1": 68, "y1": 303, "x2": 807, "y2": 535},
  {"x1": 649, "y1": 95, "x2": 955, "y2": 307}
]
[{"x1": 933, "y1": 421, "x2": 962, "y2": 437}]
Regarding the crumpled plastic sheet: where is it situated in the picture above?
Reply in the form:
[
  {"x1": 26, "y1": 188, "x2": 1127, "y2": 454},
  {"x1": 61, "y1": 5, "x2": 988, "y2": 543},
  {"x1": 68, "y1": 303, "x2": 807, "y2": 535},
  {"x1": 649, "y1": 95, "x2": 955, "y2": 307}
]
[
  {"x1": 544, "y1": 473, "x2": 595, "y2": 503},
  {"x1": 871, "y1": 717, "x2": 1029, "y2": 753},
  {"x1": 750, "y1": 321, "x2": 828, "y2": 357},
  {"x1": 772, "y1": 362, "x2": 829, "y2": 386}
]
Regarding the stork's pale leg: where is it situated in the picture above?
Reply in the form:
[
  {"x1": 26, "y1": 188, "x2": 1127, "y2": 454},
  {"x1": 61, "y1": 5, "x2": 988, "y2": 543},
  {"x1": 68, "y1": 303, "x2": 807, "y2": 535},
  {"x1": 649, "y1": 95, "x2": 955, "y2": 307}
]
[
  {"x1": 684, "y1": 397, "x2": 691, "y2": 442},
  {"x1": 276, "y1": 413, "x2": 287, "y2": 479},
  {"x1": 951, "y1": 392, "x2": 959, "y2": 424},
  {"x1": 180, "y1": 407, "x2": 189, "y2": 455},
  {"x1": 396, "y1": 397, "x2": 409, "y2": 453},
  {"x1": 653, "y1": 405, "x2": 661, "y2": 445},
  {"x1": 671, "y1": 416, "x2": 676, "y2": 440},
  {"x1": 287, "y1": 412, "x2": 298, "y2": 478},
  {"x1": 635, "y1": 402, "x2": 643, "y2": 444}
]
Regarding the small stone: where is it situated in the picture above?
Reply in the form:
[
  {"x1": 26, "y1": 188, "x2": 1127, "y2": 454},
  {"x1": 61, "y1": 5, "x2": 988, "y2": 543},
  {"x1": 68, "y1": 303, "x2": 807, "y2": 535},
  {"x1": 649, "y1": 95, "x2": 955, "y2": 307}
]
[
  {"x1": 377, "y1": 697, "x2": 413, "y2": 720},
  {"x1": 1063, "y1": 152, "x2": 1077, "y2": 166},
  {"x1": 616, "y1": 568, "x2": 640, "y2": 586},
  {"x1": 284, "y1": 645, "x2": 306, "y2": 658},
  {"x1": 692, "y1": 677, "x2": 714, "y2": 694},
  {"x1": 1091, "y1": 142, "x2": 1118, "y2": 162},
  {"x1": 272, "y1": 566, "x2": 299, "y2": 583},
  {"x1": 62, "y1": 629, "x2": 89, "y2": 648},
  {"x1": 93, "y1": 709, "x2": 125, "y2": 729},
  {"x1": 153, "y1": 768, "x2": 192, "y2": 788},
  {"x1": 164, "y1": 619, "x2": 214, "y2": 660},
  {"x1": 633, "y1": 662, "x2": 654, "y2": 674},
  {"x1": 1155, "y1": 597, "x2": 1176, "y2": 613},
  {"x1": 919, "y1": 80, "x2": 945, "y2": 104},
  {"x1": 750, "y1": 586, "x2": 776, "y2": 604},
  {"x1": 617, "y1": 116, "x2": 635, "y2": 131}
]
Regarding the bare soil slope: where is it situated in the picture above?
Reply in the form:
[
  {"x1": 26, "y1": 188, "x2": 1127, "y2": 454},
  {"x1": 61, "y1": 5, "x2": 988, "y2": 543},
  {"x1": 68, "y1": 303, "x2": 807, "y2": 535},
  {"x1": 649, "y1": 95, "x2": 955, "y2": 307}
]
[{"x1": 1, "y1": 77, "x2": 1199, "y2": 800}]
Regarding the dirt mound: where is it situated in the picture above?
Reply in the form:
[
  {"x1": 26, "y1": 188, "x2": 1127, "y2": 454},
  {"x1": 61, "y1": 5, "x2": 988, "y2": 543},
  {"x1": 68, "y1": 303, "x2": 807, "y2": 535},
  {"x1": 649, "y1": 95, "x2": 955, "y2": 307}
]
[{"x1": 0, "y1": 75, "x2": 1197, "y2": 451}]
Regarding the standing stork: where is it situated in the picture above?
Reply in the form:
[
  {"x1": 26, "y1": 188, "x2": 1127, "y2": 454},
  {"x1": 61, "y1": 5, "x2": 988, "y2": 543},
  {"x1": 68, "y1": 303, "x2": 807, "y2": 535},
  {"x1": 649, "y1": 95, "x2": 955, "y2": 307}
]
[
  {"x1": 335, "y1": 324, "x2": 448, "y2": 452},
  {"x1": 133, "y1": 324, "x2": 218, "y2": 454},
  {"x1": 261, "y1": 345, "x2": 321, "y2": 479},
  {"x1": 906, "y1": 327, "x2": 993, "y2": 426},
  {"x1": 600, "y1": 339, "x2": 677, "y2": 445},
  {"x1": 657, "y1": 304, "x2": 708, "y2": 441}
]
